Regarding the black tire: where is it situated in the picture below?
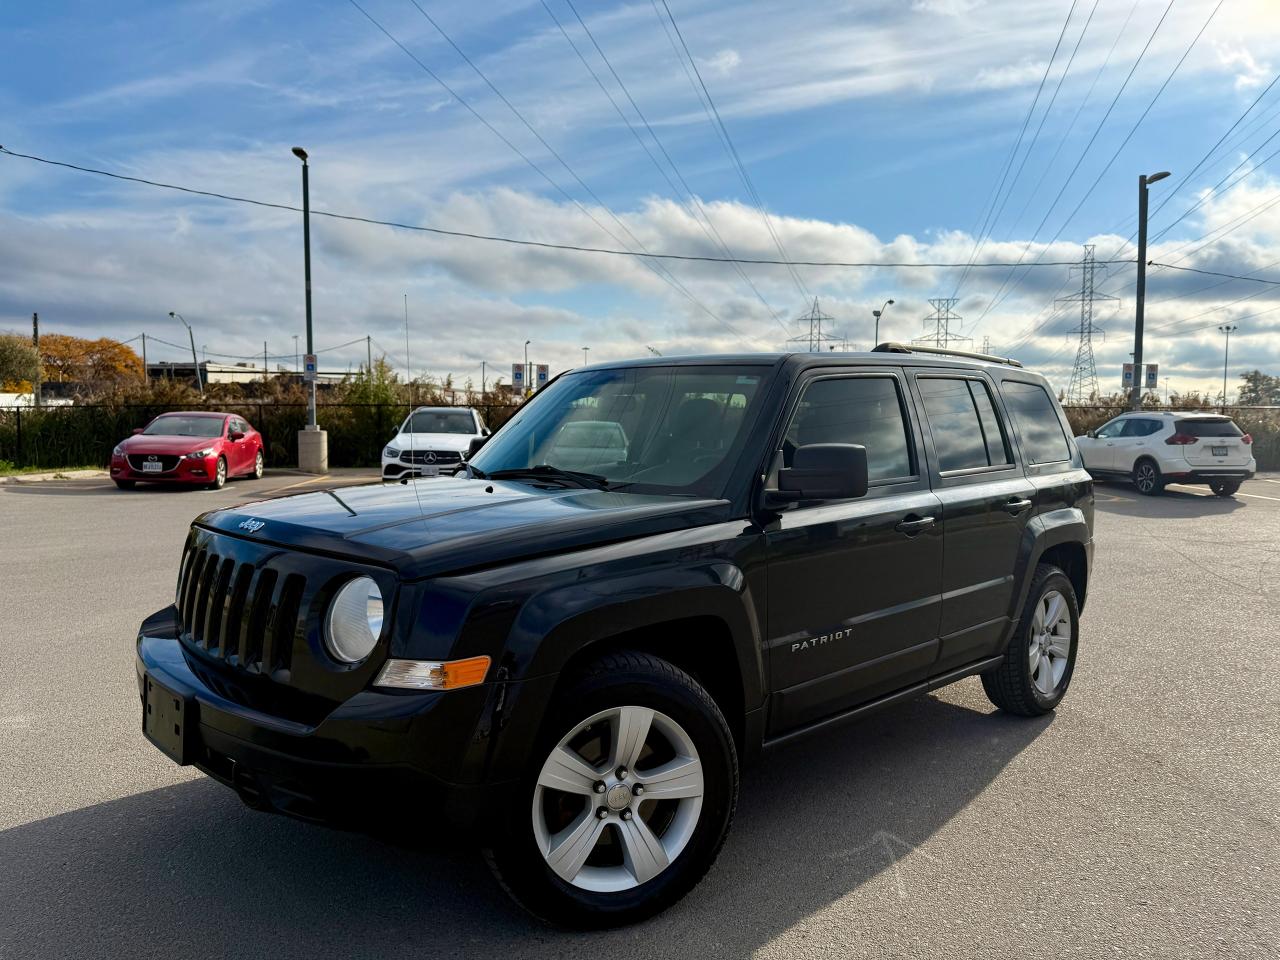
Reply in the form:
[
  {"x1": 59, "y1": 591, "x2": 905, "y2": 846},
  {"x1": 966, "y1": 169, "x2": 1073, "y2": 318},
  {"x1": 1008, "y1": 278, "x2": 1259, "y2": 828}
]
[
  {"x1": 981, "y1": 564, "x2": 1080, "y2": 717},
  {"x1": 113, "y1": 479, "x2": 135, "y2": 490},
  {"x1": 1133, "y1": 457, "x2": 1164, "y2": 496},
  {"x1": 249, "y1": 449, "x2": 264, "y2": 480},
  {"x1": 1209, "y1": 479, "x2": 1240, "y2": 498},
  {"x1": 485, "y1": 651, "x2": 738, "y2": 929},
  {"x1": 208, "y1": 456, "x2": 227, "y2": 490}
]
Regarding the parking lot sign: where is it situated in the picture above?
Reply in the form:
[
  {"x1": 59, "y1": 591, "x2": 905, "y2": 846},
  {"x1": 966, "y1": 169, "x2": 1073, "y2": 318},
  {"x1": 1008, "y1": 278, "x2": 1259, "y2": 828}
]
[
  {"x1": 1144, "y1": 363, "x2": 1159, "y2": 389},
  {"x1": 303, "y1": 354, "x2": 318, "y2": 382},
  {"x1": 511, "y1": 363, "x2": 525, "y2": 390},
  {"x1": 536, "y1": 364, "x2": 549, "y2": 390},
  {"x1": 1121, "y1": 363, "x2": 1134, "y2": 390}
]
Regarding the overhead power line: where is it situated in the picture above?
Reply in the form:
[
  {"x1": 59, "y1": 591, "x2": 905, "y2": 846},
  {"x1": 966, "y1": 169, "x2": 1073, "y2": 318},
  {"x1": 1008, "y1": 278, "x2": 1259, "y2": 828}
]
[
  {"x1": 654, "y1": 0, "x2": 809, "y2": 301},
  {"x1": 1148, "y1": 262, "x2": 1280, "y2": 286},
  {"x1": 349, "y1": 0, "x2": 738, "y2": 343},
  {"x1": 0, "y1": 146, "x2": 1132, "y2": 270}
]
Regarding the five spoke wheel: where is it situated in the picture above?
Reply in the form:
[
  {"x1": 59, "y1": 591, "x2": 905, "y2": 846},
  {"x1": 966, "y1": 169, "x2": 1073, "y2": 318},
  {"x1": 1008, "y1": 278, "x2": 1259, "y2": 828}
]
[
  {"x1": 533, "y1": 705, "x2": 704, "y2": 892},
  {"x1": 1028, "y1": 589, "x2": 1071, "y2": 696}
]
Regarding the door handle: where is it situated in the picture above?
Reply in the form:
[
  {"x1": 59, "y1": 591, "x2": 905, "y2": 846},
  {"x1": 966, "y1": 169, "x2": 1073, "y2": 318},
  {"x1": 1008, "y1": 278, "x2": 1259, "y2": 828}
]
[
  {"x1": 895, "y1": 515, "x2": 936, "y2": 535},
  {"x1": 1003, "y1": 497, "x2": 1033, "y2": 515}
]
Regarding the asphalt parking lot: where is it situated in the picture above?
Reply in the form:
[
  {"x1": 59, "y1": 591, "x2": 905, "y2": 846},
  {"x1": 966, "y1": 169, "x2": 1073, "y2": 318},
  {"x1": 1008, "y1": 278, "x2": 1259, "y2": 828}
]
[{"x1": 1, "y1": 472, "x2": 1278, "y2": 958}]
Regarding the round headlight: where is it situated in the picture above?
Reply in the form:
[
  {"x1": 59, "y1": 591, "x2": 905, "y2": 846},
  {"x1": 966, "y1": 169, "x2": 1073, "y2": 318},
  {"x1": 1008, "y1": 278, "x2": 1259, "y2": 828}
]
[{"x1": 325, "y1": 576, "x2": 384, "y2": 664}]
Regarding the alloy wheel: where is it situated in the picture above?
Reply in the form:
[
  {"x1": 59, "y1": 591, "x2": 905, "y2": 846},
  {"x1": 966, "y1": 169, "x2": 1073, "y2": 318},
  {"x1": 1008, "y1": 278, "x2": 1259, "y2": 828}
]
[
  {"x1": 1135, "y1": 463, "x2": 1157, "y2": 493},
  {"x1": 532, "y1": 706, "x2": 704, "y2": 893},
  {"x1": 254, "y1": 451, "x2": 264, "y2": 479},
  {"x1": 1028, "y1": 589, "x2": 1071, "y2": 697}
]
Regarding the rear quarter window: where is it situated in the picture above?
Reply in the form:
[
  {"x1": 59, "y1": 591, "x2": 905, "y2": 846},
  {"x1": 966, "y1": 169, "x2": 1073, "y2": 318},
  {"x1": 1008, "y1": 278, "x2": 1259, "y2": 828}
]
[{"x1": 1000, "y1": 381, "x2": 1072, "y2": 465}]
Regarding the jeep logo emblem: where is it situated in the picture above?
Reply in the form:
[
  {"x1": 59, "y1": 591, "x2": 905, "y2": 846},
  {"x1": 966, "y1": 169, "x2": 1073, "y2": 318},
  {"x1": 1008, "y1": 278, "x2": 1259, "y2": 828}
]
[{"x1": 238, "y1": 518, "x2": 266, "y2": 533}]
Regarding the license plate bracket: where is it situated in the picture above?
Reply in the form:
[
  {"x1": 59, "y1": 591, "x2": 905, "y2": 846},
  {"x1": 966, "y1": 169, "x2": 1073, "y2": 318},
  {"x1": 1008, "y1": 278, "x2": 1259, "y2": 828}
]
[
  {"x1": 1211, "y1": 446, "x2": 1229, "y2": 457},
  {"x1": 143, "y1": 672, "x2": 195, "y2": 765}
]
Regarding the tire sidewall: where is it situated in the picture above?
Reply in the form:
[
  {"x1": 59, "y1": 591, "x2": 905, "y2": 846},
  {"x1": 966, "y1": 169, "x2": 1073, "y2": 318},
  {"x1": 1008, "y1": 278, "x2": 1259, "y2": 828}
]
[
  {"x1": 212, "y1": 457, "x2": 227, "y2": 489},
  {"x1": 489, "y1": 661, "x2": 737, "y2": 927},
  {"x1": 254, "y1": 450, "x2": 264, "y2": 479},
  {"x1": 1021, "y1": 569, "x2": 1080, "y2": 711}
]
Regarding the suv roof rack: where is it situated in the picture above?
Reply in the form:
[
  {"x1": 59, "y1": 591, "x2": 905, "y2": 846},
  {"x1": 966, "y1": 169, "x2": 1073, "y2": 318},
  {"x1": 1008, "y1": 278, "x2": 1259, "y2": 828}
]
[{"x1": 871, "y1": 342, "x2": 1023, "y2": 368}]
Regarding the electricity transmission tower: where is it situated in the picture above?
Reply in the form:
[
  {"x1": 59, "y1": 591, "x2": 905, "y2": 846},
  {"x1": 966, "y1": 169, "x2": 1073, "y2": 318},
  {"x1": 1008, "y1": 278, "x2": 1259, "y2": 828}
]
[
  {"x1": 786, "y1": 298, "x2": 844, "y2": 352},
  {"x1": 1056, "y1": 245, "x2": 1118, "y2": 404},
  {"x1": 913, "y1": 298, "x2": 970, "y2": 349}
]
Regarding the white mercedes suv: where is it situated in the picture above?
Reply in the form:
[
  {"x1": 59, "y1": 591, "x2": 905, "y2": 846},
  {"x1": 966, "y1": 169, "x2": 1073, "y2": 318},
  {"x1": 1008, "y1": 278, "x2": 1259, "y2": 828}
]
[
  {"x1": 1075, "y1": 411, "x2": 1255, "y2": 497},
  {"x1": 381, "y1": 406, "x2": 488, "y2": 481}
]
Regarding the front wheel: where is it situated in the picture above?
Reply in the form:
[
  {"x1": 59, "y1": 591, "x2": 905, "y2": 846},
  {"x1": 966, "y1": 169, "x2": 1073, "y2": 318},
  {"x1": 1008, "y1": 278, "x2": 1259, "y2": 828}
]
[
  {"x1": 981, "y1": 564, "x2": 1079, "y2": 716},
  {"x1": 250, "y1": 449, "x2": 264, "y2": 479},
  {"x1": 1133, "y1": 458, "x2": 1164, "y2": 496},
  {"x1": 485, "y1": 651, "x2": 738, "y2": 928},
  {"x1": 208, "y1": 456, "x2": 227, "y2": 490},
  {"x1": 1209, "y1": 479, "x2": 1240, "y2": 497}
]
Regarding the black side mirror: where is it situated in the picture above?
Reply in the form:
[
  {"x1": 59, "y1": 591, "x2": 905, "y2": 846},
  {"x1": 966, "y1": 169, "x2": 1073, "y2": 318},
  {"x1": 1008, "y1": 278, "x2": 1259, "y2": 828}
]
[
  {"x1": 1086, "y1": 429, "x2": 1097, "y2": 439},
  {"x1": 466, "y1": 436, "x2": 489, "y2": 458},
  {"x1": 774, "y1": 443, "x2": 869, "y2": 502}
]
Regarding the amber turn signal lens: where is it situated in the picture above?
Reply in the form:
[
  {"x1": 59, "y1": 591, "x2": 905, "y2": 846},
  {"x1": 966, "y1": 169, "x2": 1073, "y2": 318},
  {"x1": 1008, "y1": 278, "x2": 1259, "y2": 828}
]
[{"x1": 373, "y1": 656, "x2": 491, "y2": 691}]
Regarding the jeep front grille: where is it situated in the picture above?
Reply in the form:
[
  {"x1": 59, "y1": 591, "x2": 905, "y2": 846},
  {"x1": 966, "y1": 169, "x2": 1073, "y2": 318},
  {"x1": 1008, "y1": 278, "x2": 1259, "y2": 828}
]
[{"x1": 177, "y1": 546, "x2": 303, "y2": 677}]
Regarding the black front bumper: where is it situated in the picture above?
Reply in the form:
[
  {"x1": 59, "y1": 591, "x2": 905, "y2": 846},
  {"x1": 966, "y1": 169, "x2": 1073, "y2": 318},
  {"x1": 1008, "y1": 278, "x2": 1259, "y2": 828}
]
[{"x1": 135, "y1": 607, "x2": 502, "y2": 832}]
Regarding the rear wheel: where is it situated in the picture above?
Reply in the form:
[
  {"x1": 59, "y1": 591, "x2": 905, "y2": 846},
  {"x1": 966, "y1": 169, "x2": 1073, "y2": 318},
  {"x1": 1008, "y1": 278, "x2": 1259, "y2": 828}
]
[
  {"x1": 981, "y1": 564, "x2": 1079, "y2": 717},
  {"x1": 1209, "y1": 479, "x2": 1240, "y2": 497},
  {"x1": 485, "y1": 651, "x2": 737, "y2": 928},
  {"x1": 1133, "y1": 458, "x2": 1164, "y2": 496},
  {"x1": 113, "y1": 479, "x2": 135, "y2": 490},
  {"x1": 208, "y1": 456, "x2": 227, "y2": 490}
]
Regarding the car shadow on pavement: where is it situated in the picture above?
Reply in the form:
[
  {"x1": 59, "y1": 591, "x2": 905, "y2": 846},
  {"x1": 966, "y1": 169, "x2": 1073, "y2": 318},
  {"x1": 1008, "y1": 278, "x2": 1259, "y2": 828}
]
[
  {"x1": 0, "y1": 691, "x2": 1050, "y2": 959},
  {"x1": 1093, "y1": 483, "x2": 1248, "y2": 518}
]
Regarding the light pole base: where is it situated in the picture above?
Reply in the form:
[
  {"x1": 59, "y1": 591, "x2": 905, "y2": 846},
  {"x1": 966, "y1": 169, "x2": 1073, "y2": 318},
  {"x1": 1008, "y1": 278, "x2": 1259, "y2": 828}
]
[{"x1": 297, "y1": 427, "x2": 328, "y2": 474}]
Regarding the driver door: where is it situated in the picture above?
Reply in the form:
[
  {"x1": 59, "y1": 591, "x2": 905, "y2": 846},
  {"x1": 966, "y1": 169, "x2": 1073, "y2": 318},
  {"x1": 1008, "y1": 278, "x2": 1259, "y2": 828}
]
[
  {"x1": 764, "y1": 369, "x2": 944, "y2": 734},
  {"x1": 1077, "y1": 417, "x2": 1125, "y2": 472}
]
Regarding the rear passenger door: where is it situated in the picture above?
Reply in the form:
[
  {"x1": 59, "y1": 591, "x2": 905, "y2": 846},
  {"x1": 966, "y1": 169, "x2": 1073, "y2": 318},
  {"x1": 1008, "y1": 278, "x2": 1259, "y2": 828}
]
[
  {"x1": 764, "y1": 369, "x2": 944, "y2": 733},
  {"x1": 910, "y1": 372, "x2": 1036, "y2": 675}
]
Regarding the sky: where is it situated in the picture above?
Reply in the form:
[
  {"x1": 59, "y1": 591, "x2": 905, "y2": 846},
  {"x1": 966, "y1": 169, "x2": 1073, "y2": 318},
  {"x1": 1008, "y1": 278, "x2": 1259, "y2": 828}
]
[{"x1": 2, "y1": 0, "x2": 1279, "y2": 399}]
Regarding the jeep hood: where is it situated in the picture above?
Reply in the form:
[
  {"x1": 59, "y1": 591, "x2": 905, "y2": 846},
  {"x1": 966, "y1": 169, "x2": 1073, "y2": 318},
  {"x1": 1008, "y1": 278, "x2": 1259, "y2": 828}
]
[{"x1": 197, "y1": 477, "x2": 731, "y2": 578}]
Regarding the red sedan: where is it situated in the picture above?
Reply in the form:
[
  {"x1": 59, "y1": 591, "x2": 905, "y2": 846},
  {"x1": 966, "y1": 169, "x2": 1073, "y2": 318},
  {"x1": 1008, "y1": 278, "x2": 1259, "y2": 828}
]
[{"x1": 110, "y1": 412, "x2": 264, "y2": 490}]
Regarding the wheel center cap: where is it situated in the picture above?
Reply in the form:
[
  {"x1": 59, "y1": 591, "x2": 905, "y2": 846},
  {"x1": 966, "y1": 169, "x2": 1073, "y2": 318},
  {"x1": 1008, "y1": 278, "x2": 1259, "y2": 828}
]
[{"x1": 605, "y1": 783, "x2": 632, "y2": 811}]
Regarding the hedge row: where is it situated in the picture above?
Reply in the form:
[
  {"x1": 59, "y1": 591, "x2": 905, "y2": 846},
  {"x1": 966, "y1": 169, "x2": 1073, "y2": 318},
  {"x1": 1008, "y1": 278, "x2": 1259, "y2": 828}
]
[{"x1": 0, "y1": 402, "x2": 521, "y2": 470}]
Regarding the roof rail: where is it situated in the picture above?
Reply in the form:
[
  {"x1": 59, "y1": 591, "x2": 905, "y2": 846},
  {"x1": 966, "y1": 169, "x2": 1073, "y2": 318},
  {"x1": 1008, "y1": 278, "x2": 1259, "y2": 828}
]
[{"x1": 871, "y1": 342, "x2": 1023, "y2": 368}]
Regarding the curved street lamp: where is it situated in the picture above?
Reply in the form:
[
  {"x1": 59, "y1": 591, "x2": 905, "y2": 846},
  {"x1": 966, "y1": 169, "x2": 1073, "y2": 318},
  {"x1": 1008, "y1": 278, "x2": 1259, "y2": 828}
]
[
  {"x1": 168, "y1": 311, "x2": 203, "y2": 396},
  {"x1": 872, "y1": 299, "x2": 895, "y2": 346}
]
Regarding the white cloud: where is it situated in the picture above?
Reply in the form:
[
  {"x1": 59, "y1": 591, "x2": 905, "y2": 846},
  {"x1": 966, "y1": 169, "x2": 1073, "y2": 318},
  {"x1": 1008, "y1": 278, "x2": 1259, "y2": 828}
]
[
  {"x1": 1215, "y1": 44, "x2": 1272, "y2": 91},
  {"x1": 701, "y1": 49, "x2": 741, "y2": 77}
]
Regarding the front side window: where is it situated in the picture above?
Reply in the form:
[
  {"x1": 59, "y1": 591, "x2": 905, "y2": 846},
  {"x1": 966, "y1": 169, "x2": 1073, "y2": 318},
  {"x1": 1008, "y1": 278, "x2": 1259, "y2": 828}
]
[
  {"x1": 783, "y1": 376, "x2": 913, "y2": 482},
  {"x1": 917, "y1": 376, "x2": 1010, "y2": 472},
  {"x1": 1095, "y1": 418, "x2": 1126, "y2": 439},
  {"x1": 143, "y1": 415, "x2": 225, "y2": 438},
  {"x1": 468, "y1": 365, "x2": 772, "y2": 495},
  {"x1": 403, "y1": 410, "x2": 479, "y2": 435},
  {"x1": 1121, "y1": 418, "x2": 1161, "y2": 437},
  {"x1": 1001, "y1": 381, "x2": 1071, "y2": 464}
]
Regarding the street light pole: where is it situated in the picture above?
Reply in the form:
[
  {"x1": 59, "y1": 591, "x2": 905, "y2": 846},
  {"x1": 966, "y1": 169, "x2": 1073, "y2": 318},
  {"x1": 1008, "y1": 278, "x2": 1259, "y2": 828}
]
[
  {"x1": 582, "y1": 346, "x2": 589, "y2": 365},
  {"x1": 293, "y1": 147, "x2": 316, "y2": 428},
  {"x1": 872, "y1": 299, "x2": 894, "y2": 346},
  {"x1": 1218, "y1": 324, "x2": 1237, "y2": 412},
  {"x1": 292, "y1": 147, "x2": 327, "y2": 473},
  {"x1": 1131, "y1": 170, "x2": 1170, "y2": 410},
  {"x1": 524, "y1": 340, "x2": 531, "y2": 398},
  {"x1": 169, "y1": 311, "x2": 203, "y2": 397}
]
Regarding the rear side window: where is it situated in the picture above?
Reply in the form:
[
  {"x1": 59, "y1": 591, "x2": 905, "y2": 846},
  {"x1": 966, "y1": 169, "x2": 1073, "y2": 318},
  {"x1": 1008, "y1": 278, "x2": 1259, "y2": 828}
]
[
  {"x1": 1000, "y1": 381, "x2": 1071, "y2": 464},
  {"x1": 786, "y1": 376, "x2": 913, "y2": 482},
  {"x1": 1176, "y1": 418, "x2": 1243, "y2": 438},
  {"x1": 1121, "y1": 419, "x2": 1162, "y2": 437},
  {"x1": 916, "y1": 377, "x2": 1010, "y2": 472}
]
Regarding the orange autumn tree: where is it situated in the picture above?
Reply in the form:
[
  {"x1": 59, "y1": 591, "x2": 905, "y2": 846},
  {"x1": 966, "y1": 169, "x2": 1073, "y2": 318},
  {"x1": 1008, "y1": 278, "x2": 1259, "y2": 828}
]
[{"x1": 40, "y1": 333, "x2": 143, "y2": 391}]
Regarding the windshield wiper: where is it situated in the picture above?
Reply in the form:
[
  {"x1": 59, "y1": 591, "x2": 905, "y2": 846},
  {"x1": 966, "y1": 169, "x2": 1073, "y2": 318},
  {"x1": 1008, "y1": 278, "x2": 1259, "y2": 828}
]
[{"x1": 481, "y1": 464, "x2": 612, "y2": 490}]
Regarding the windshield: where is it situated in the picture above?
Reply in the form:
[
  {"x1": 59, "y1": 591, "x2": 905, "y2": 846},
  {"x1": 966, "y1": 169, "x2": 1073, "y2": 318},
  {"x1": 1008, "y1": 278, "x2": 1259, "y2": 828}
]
[
  {"x1": 142, "y1": 415, "x2": 224, "y2": 438},
  {"x1": 402, "y1": 410, "x2": 477, "y2": 434},
  {"x1": 469, "y1": 364, "x2": 773, "y2": 495}
]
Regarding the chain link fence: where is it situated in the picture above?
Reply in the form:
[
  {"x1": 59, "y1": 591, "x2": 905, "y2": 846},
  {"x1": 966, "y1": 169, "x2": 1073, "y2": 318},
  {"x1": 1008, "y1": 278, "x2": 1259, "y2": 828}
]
[{"x1": 0, "y1": 402, "x2": 521, "y2": 471}]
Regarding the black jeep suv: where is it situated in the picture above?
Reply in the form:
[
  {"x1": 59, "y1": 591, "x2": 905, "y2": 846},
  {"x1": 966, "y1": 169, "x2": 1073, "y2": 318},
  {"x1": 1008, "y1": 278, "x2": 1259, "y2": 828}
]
[{"x1": 136, "y1": 347, "x2": 1093, "y2": 927}]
